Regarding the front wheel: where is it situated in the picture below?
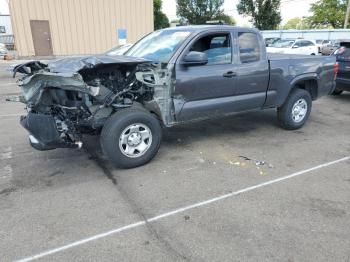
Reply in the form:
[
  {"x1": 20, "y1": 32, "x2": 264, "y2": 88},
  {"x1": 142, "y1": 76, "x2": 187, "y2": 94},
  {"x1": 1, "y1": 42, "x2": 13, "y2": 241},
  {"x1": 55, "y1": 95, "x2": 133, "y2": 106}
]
[
  {"x1": 277, "y1": 89, "x2": 312, "y2": 130},
  {"x1": 100, "y1": 108, "x2": 162, "y2": 168}
]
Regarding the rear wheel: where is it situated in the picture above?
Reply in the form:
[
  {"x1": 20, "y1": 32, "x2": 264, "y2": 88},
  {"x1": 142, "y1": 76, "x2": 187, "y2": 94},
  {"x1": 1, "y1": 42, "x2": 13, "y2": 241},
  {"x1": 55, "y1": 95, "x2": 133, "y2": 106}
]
[
  {"x1": 277, "y1": 88, "x2": 312, "y2": 130},
  {"x1": 100, "y1": 108, "x2": 162, "y2": 168}
]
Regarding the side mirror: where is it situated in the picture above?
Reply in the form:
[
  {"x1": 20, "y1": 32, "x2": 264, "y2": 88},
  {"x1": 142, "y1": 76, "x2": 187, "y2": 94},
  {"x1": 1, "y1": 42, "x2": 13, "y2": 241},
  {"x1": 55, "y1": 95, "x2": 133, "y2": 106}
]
[
  {"x1": 292, "y1": 45, "x2": 299, "y2": 49},
  {"x1": 182, "y1": 51, "x2": 208, "y2": 66}
]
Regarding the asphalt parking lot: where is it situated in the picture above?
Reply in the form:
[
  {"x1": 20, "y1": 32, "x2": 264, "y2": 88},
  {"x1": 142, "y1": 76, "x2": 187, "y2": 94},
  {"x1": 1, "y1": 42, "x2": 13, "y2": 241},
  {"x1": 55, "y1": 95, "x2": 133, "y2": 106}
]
[{"x1": 0, "y1": 61, "x2": 349, "y2": 262}]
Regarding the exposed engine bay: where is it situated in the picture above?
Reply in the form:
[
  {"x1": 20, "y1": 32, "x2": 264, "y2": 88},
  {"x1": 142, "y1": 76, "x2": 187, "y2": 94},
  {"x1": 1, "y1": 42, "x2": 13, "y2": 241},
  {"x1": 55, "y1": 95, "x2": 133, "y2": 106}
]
[{"x1": 12, "y1": 55, "x2": 174, "y2": 150}]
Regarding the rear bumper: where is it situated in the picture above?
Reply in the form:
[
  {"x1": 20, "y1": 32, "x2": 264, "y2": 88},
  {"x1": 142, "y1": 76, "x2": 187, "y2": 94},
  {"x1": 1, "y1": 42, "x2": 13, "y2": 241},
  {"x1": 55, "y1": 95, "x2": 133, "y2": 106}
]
[
  {"x1": 20, "y1": 113, "x2": 81, "y2": 151},
  {"x1": 336, "y1": 78, "x2": 350, "y2": 91}
]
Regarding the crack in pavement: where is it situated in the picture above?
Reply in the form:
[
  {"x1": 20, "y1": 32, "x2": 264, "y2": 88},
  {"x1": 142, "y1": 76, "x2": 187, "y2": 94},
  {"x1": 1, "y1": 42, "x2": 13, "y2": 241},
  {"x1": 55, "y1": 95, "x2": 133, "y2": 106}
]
[
  {"x1": 84, "y1": 145, "x2": 191, "y2": 261},
  {"x1": 84, "y1": 147, "x2": 117, "y2": 185}
]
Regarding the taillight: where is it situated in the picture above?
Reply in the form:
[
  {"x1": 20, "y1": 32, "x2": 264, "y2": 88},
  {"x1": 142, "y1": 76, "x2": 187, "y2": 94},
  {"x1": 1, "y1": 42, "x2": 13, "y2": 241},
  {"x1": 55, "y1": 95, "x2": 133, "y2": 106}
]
[
  {"x1": 333, "y1": 62, "x2": 339, "y2": 80},
  {"x1": 334, "y1": 46, "x2": 345, "y2": 55}
]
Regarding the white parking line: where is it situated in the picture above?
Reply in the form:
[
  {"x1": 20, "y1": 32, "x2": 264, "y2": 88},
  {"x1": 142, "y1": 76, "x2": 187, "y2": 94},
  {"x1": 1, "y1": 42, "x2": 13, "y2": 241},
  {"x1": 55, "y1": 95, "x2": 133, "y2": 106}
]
[
  {"x1": 0, "y1": 82, "x2": 16, "y2": 87},
  {"x1": 0, "y1": 114, "x2": 23, "y2": 118},
  {"x1": 15, "y1": 156, "x2": 350, "y2": 262}
]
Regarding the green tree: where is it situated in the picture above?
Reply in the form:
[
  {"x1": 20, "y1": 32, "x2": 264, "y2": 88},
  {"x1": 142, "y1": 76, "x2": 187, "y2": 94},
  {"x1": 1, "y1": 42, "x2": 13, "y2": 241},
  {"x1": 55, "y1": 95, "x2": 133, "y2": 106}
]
[
  {"x1": 154, "y1": 0, "x2": 169, "y2": 30},
  {"x1": 170, "y1": 19, "x2": 180, "y2": 24},
  {"x1": 215, "y1": 14, "x2": 237, "y2": 25},
  {"x1": 176, "y1": 0, "x2": 225, "y2": 24},
  {"x1": 309, "y1": 0, "x2": 349, "y2": 29},
  {"x1": 236, "y1": 0, "x2": 282, "y2": 30},
  {"x1": 283, "y1": 18, "x2": 302, "y2": 29},
  {"x1": 283, "y1": 17, "x2": 311, "y2": 29}
]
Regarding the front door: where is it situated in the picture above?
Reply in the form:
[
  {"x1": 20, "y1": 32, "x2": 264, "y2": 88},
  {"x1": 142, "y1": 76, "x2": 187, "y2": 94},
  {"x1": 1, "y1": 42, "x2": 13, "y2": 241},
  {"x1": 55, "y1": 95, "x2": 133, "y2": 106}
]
[
  {"x1": 30, "y1": 20, "x2": 53, "y2": 56},
  {"x1": 174, "y1": 32, "x2": 238, "y2": 122}
]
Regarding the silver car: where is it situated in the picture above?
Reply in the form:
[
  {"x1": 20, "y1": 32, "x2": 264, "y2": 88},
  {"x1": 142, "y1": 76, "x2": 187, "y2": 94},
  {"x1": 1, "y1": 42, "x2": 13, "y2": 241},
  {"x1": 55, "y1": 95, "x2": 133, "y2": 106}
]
[{"x1": 321, "y1": 40, "x2": 340, "y2": 56}]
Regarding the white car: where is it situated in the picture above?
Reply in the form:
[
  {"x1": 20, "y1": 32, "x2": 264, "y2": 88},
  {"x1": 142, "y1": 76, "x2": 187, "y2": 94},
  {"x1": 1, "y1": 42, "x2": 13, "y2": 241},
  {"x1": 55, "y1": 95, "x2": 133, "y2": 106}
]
[{"x1": 267, "y1": 39, "x2": 319, "y2": 55}]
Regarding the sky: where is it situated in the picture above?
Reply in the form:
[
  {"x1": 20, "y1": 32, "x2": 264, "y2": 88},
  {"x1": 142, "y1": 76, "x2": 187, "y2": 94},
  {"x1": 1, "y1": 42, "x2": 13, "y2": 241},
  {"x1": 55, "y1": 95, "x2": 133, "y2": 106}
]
[
  {"x1": 0, "y1": 0, "x2": 9, "y2": 14},
  {"x1": 0, "y1": 0, "x2": 318, "y2": 26},
  {"x1": 162, "y1": 0, "x2": 319, "y2": 26}
]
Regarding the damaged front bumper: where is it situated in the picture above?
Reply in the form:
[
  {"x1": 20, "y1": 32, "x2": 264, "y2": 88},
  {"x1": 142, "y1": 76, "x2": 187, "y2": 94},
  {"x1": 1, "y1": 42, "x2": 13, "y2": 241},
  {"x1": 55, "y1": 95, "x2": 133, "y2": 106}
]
[
  {"x1": 20, "y1": 112, "x2": 82, "y2": 151},
  {"x1": 13, "y1": 55, "x2": 175, "y2": 152}
]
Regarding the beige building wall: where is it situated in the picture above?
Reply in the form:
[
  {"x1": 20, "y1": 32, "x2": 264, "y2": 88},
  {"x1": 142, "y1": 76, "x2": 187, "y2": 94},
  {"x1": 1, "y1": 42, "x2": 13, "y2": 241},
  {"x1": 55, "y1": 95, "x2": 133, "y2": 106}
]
[{"x1": 9, "y1": 0, "x2": 154, "y2": 56}]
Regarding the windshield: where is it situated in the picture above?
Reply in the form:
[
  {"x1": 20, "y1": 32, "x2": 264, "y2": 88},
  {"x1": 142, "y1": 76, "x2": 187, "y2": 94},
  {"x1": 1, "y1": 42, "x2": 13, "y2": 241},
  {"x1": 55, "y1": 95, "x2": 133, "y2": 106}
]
[
  {"x1": 125, "y1": 30, "x2": 191, "y2": 63},
  {"x1": 271, "y1": 39, "x2": 295, "y2": 48},
  {"x1": 105, "y1": 44, "x2": 133, "y2": 56}
]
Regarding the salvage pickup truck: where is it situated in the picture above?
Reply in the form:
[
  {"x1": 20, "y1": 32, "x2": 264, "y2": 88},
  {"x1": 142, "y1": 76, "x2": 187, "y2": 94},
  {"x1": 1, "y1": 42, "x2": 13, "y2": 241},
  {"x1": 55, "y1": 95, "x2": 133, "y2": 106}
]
[{"x1": 13, "y1": 26, "x2": 336, "y2": 168}]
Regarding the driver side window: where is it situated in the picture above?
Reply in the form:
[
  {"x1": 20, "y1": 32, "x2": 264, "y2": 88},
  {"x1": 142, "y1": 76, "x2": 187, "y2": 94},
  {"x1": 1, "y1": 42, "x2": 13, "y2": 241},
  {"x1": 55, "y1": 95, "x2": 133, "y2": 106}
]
[
  {"x1": 189, "y1": 33, "x2": 232, "y2": 65},
  {"x1": 295, "y1": 41, "x2": 304, "y2": 47}
]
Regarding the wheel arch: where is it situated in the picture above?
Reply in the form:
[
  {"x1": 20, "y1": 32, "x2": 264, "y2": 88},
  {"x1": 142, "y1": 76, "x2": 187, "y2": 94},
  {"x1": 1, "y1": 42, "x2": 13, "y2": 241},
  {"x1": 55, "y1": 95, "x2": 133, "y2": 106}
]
[
  {"x1": 124, "y1": 102, "x2": 161, "y2": 120},
  {"x1": 290, "y1": 75, "x2": 319, "y2": 101}
]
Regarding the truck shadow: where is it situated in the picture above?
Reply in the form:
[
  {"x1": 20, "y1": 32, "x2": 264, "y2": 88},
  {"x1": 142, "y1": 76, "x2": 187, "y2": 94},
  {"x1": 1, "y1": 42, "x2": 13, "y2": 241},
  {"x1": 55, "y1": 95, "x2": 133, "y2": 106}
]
[
  {"x1": 329, "y1": 92, "x2": 350, "y2": 101},
  {"x1": 82, "y1": 109, "x2": 278, "y2": 156},
  {"x1": 79, "y1": 109, "x2": 277, "y2": 175},
  {"x1": 162, "y1": 109, "x2": 277, "y2": 147}
]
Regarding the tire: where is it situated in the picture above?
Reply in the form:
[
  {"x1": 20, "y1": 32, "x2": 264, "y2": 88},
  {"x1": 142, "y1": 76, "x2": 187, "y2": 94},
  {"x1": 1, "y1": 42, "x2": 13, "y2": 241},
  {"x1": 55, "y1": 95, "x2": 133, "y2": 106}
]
[
  {"x1": 277, "y1": 88, "x2": 312, "y2": 130},
  {"x1": 100, "y1": 108, "x2": 162, "y2": 168},
  {"x1": 331, "y1": 88, "x2": 343, "y2": 96}
]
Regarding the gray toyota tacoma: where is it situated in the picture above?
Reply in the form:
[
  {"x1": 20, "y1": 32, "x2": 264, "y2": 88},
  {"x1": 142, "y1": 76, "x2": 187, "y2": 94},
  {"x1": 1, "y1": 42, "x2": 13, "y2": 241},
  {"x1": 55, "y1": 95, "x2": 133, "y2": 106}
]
[{"x1": 12, "y1": 26, "x2": 336, "y2": 168}]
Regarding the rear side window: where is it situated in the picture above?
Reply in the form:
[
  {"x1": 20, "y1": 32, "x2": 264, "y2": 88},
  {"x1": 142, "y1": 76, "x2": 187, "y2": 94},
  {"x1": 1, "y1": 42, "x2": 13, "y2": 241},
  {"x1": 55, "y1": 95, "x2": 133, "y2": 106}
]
[
  {"x1": 294, "y1": 41, "x2": 302, "y2": 47},
  {"x1": 300, "y1": 40, "x2": 314, "y2": 47},
  {"x1": 238, "y1": 32, "x2": 261, "y2": 63}
]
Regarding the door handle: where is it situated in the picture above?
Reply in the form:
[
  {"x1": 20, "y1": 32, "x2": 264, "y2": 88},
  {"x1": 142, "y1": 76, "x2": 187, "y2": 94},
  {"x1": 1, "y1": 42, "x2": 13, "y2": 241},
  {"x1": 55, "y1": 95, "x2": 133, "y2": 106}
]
[{"x1": 223, "y1": 71, "x2": 237, "y2": 78}]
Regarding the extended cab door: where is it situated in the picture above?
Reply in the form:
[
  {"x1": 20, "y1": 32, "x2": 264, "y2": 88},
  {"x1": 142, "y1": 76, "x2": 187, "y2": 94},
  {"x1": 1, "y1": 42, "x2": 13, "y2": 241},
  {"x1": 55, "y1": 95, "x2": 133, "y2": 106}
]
[
  {"x1": 233, "y1": 30, "x2": 269, "y2": 110},
  {"x1": 174, "y1": 31, "x2": 238, "y2": 122}
]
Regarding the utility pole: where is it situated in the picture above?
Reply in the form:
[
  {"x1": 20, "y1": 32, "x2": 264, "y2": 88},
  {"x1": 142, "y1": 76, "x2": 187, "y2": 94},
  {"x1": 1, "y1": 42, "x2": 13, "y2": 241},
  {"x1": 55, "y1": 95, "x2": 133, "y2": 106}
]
[{"x1": 345, "y1": 0, "x2": 350, "y2": 29}]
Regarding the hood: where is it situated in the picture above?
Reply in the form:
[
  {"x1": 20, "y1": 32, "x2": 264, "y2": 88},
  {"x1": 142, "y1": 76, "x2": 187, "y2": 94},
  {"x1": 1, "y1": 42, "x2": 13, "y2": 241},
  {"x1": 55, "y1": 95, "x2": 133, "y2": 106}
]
[{"x1": 48, "y1": 54, "x2": 150, "y2": 73}]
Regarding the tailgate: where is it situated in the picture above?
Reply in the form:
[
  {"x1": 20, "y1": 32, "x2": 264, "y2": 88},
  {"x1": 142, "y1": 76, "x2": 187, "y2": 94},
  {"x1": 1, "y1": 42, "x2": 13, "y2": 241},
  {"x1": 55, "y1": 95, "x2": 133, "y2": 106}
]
[
  {"x1": 336, "y1": 47, "x2": 350, "y2": 80},
  {"x1": 339, "y1": 61, "x2": 350, "y2": 72},
  {"x1": 337, "y1": 61, "x2": 350, "y2": 81}
]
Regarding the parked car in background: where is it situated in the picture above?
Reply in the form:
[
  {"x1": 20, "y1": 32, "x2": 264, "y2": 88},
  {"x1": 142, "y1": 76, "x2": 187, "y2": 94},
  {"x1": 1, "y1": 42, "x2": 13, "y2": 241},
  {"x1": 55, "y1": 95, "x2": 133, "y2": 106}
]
[
  {"x1": 321, "y1": 40, "x2": 340, "y2": 56},
  {"x1": 0, "y1": 43, "x2": 8, "y2": 58},
  {"x1": 332, "y1": 41, "x2": 350, "y2": 95},
  {"x1": 264, "y1": 37, "x2": 280, "y2": 47},
  {"x1": 315, "y1": 39, "x2": 330, "y2": 53},
  {"x1": 0, "y1": 35, "x2": 15, "y2": 51},
  {"x1": 267, "y1": 39, "x2": 319, "y2": 55},
  {"x1": 105, "y1": 43, "x2": 133, "y2": 56}
]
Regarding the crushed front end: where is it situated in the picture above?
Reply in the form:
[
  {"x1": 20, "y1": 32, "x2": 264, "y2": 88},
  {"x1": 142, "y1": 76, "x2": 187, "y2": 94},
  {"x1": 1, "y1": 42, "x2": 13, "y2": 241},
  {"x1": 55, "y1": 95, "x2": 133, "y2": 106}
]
[{"x1": 12, "y1": 56, "x2": 173, "y2": 151}]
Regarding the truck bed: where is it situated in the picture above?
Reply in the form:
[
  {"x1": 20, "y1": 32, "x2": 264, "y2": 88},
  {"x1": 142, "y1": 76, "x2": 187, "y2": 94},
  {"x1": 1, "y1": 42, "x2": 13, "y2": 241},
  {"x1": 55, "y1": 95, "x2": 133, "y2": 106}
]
[
  {"x1": 265, "y1": 53, "x2": 336, "y2": 107},
  {"x1": 268, "y1": 53, "x2": 325, "y2": 60}
]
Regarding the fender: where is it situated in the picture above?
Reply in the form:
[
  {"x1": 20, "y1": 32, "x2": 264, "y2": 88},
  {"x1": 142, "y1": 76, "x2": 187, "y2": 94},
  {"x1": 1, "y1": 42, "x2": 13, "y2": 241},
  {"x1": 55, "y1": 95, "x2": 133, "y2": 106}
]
[
  {"x1": 278, "y1": 73, "x2": 319, "y2": 107},
  {"x1": 264, "y1": 72, "x2": 320, "y2": 108},
  {"x1": 289, "y1": 73, "x2": 319, "y2": 89}
]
